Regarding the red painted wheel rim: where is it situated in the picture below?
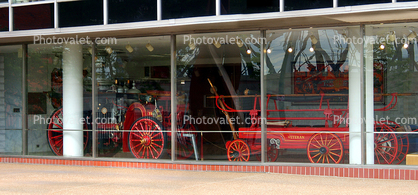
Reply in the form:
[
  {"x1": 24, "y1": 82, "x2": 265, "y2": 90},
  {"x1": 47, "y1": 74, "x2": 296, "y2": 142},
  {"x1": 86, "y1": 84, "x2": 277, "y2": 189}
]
[
  {"x1": 47, "y1": 108, "x2": 89, "y2": 156},
  {"x1": 374, "y1": 122, "x2": 398, "y2": 164},
  {"x1": 384, "y1": 121, "x2": 409, "y2": 164},
  {"x1": 307, "y1": 133, "x2": 344, "y2": 164},
  {"x1": 129, "y1": 117, "x2": 165, "y2": 159},
  {"x1": 255, "y1": 144, "x2": 279, "y2": 162},
  {"x1": 227, "y1": 139, "x2": 250, "y2": 161}
]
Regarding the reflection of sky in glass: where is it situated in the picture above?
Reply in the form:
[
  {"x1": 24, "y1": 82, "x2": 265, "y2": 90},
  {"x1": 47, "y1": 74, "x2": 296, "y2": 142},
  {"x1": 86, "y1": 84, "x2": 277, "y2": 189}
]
[{"x1": 266, "y1": 28, "x2": 349, "y2": 75}]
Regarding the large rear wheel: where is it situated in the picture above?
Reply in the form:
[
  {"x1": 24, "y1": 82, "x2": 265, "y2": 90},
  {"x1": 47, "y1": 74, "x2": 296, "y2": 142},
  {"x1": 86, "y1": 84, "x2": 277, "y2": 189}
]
[
  {"x1": 374, "y1": 122, "x2": 398, "y2": 164},
  {"x1": 46, "y1": 108, "x2": 89, "y2": 156},
  {"x1": 129, "y1": 116, "x2": 167, "y2": 159}
]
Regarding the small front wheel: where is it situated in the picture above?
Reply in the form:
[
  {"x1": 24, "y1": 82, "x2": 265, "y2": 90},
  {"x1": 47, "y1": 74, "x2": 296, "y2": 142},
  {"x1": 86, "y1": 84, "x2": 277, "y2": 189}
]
[{"x1": 227, "y1": 139, "x2": 251, "y2": 161}]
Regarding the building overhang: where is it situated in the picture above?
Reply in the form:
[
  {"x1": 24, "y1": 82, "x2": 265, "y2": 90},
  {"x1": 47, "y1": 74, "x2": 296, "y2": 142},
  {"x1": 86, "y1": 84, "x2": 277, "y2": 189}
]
[{"x1": 1, "y1": 2, "x2": 418, "y2": 44}]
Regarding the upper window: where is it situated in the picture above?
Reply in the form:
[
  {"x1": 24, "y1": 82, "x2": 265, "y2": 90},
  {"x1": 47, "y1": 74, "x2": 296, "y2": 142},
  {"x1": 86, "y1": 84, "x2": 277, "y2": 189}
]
[
  {"x1": 59, "y1": 0, "x2": 103, "y2": 27},
  {"x1": 13, "y1": 4, "x2": 54, "y2": 31},
  {"x1": 162, "y1": 0, "x2": 215, "y2": 19},
  {"x1": 108, "y1": 0, "x2": 156, "y2": 24},
  {"x1": 339, "y1": 0, "x2": 391, "y2": 6},
  {"x1": 221, "y1": 0, "x2": 279, "y2": 14}
]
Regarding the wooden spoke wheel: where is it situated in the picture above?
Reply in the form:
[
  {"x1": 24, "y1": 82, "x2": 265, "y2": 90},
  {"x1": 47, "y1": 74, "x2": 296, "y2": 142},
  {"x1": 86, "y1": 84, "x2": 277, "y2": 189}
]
[
  {"x1": 46, "y1": 108, "x2": 89, "y2": 156},
  {"x1": 307, "y1": 133, "x2": 344, "y2": 164},
  {"x1": 129, "y1": 116, "x2": 167, "y2": 159},
  {"x1": 255, "y1": 144, "x2": 279, "y2": 162},
  {"x1": 384, "y1": 121, "x2": 409, "y2": 164},
  {"x1": 374, "y1": 122, "x2": 398, "y2": 164},
  {"x1": 227, "y1": 139, "x2": 251, "y2": 161},
  {"x1": 176, "y1": 122, "x2": 200, "y2": 160}
]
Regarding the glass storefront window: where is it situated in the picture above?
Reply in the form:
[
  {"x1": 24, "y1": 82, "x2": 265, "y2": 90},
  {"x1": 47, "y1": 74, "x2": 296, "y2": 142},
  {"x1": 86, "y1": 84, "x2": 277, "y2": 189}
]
[
  {"x1": 13, "y1": 3, "x2": 54, "y2": 30},
  {"x1": 28, "y1": 43, "x2": 93, "y2": 157},
  {"x1": 162, "y1": 0, "x2": 215, "y2": 19},
  {"x1": 0, "y1": 7, "x2": 8, "y2": 31},
  {"x1": 339, "y1": 0, "x2": 391, "y2": 6},
  {"x1": 177, "y1": 31, "x2": 261, "y2": 161},
  {"x1": 95, "y1": 36, "x2": 171, "y2": 159},
  {"x1": 12, "y1": 0, "x2": 46, "y2": 4},
  {"x1": 221, "y1": 0, "x2": 279, "y2": 14},
  {"x1": 265, "y1": 27, "x2": 361, "y2": 163},
  {"x1": 285, "y1": 0, "x2": 332, "y2": 11},
  {"x1": 0, "y1": 45, "x2": 22, "y2": 155},
  {"x1": 366, "y1": 23, "x2": 418, "y2": 165},
  {"x1": 108, "y1": 0, "x2": 157, "y2": 24},
  {"x1": 59, "y1": 0, "x2": 103, "y2": 27}
]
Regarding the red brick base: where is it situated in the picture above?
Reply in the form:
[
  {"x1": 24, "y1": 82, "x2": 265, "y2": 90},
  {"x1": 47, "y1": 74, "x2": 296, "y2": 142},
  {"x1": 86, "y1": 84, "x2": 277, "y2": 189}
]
[{"x1": 1, "y1": 157, "x2": 417, "y2": 180}]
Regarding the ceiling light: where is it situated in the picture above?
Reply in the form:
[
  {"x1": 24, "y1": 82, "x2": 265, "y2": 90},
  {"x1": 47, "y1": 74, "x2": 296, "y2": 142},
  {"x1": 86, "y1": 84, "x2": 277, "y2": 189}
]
[
  {"x1": 287, "y1": 47, "x2": 293, "y2": 53},
  {"x1": 126, "y1": 44, "x2": 134, "y2": 53},
  {"x1": 310, "y1": 35, "x2": 318, "y2": 44},
  {"x1": 379, "y1": 44, "x2": 385, "y2": 50},
  {"x1": 309, "y1": 47, "x2": 315, "y2": 52},
  {"x1": 213, "y1": 40, "x2": 221, "y2": 48},
  {"x1": 146, "y1": 43, "x2": 154, "y2": 52},
  {"x1": 407, "y1": 31, "x2": 417, "y2": 41},
  {"x1": 236, "y1": 39, "x2": 243, "y2": 48},
  {"x1": 266, "y1": 48, "x2": 272, "y2": 54},
  {"x1": 105, "y1": 46, "x2": 113, "y2": 54},
  {"x1": 403, "y1": 43, "x2": 409, "y2": 49},
  {"x1": 246, "y1": 48, "x2": 251, "y2": 54}
]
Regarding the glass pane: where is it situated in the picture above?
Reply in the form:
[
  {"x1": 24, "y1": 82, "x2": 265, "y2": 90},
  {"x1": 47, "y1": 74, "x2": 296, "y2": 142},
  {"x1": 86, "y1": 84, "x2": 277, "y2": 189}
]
[
  {"x1": 59, "y1": 0, "x2": 103, "y2": 27},
  {"x1": 221, "y1": 0, "x2": 279, "y2": 14},
  {"x1": 28, "y1": 43, "x2": 93, "y2": 157},
  {"x1": 366, "y1": 23, "x2": 418, "y2": 165},
  {"x1": 0, "y1": 45, "x2": 23, "y2": 155},
  {"x1": 13, "y1": 0, "x2": 45, "y2": 4},
  {"x1": 162, "y1": 0, "x2": 215, "y2": 19},
  {"x1": 95, "y1": 36, "x2": 171, "y2": 159},
  {"x1": 108, "y1": 0, "x2": 156, "y2": 24},
  {"x1": 339, "y1": 0, "x2": 391, "y2": 6},
  {"x1": 177, "y1": 31, "x2": 261, "y2": 161},
  {"x1": 285, "y1": 0, "x2": 332, "y2": 11},
  {"x1": 0, "y1": 7, "x2": 8, "y2": 31},
  {"x1": 265, "y1": 27, "x2": 360, "y2": 163},
  {"x1": 13, "y1": 4, "x2": 54, "y2": 30}
]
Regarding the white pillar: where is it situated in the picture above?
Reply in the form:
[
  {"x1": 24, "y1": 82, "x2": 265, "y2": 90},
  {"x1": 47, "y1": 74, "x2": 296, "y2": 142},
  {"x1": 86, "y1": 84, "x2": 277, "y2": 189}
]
[
  {"x1": 364, "y1": 26, "x2": 375, "y2": 164},
  {"x1": 62, "y1": 43, "x2": 84, "y2": 157},
  {"x1": 348, "y1": 27, "x2": 363, "y2": 164}
]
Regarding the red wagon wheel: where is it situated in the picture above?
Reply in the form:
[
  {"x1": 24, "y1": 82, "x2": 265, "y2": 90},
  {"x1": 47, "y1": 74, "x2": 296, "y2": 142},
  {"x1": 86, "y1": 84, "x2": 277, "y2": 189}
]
[
  {"x1": 129, "y1": 116, "x2": 167, "y2": 159},
  {"x1": 374, "y1": 122, "x2": 398, "y2": 164},
  {"x1": 307, "y1": 133, "x2": 344, "y2": 164},
  {"x1": 383, "y1": 121, "x2": 409, "y2": 164},
  {"x1": 227, "y1": 139, "x2": 251, "y2": 161},
  {"x1": 46, "y1": 108, "x2": 89, "y2": 156},
  {"x1": 255, "y1": 145, "x2": 279, "y2": 162}
]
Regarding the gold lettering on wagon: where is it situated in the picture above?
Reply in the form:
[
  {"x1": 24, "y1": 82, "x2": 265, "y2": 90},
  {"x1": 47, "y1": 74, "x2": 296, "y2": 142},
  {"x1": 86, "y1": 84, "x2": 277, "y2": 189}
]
[{"x1": 288, "y1": 135, "x2": 305, "y2": 139}]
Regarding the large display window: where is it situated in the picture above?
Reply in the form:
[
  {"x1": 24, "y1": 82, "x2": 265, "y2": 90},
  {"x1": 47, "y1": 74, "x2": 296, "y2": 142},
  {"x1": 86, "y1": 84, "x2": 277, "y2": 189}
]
[
  {"x1": 365, "y1": 24, "x2": 418, "y2": 165},
  {"x1": 94, "y1": 36, "x2": 171, "y2": 159},
  {"x1": 264, "y1": 27, "x2": 360, "y2": 164},
  {"x1": 0, "y1": 45, "x2": 22, "y2": 155},
  {"x1": 27, "y1": 43, "x2": 92, "y2": 157},
  {"x1": 177, "y1": 31, "x2": 261, "y2": 161}
]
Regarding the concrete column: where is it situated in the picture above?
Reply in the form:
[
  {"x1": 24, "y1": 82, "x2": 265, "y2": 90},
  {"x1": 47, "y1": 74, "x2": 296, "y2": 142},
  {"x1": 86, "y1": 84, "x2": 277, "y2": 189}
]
[
  {"x1": 62, "y1": 43, "x2": 84, "y2": 157},
  {"x1": 348, "y1": 27, "x2": 363, "y2": 164},
  {"x1": 364, "y1": 26, "x2": 375, "y2": 164}
]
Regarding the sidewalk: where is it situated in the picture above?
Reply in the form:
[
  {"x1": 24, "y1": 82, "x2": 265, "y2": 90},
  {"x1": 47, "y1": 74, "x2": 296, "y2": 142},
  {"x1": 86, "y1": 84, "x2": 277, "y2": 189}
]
[{"x1": 0, "y1": 163, "x2": 416, "y2": 195}]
